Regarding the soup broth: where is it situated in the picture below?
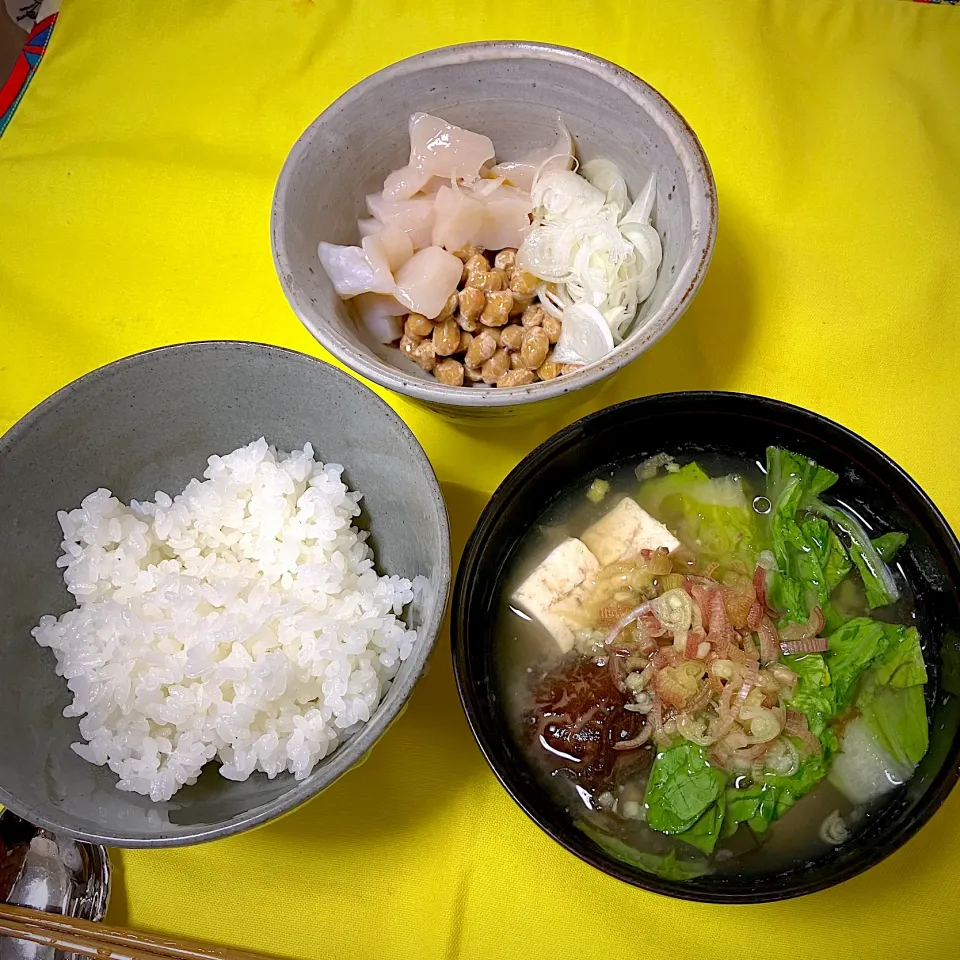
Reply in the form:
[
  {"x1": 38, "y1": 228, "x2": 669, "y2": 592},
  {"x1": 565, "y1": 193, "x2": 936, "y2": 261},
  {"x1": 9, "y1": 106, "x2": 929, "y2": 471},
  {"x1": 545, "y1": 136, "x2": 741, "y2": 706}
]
[{"x1": 497, "y1": 449, "x2": 925, "y2": 880}]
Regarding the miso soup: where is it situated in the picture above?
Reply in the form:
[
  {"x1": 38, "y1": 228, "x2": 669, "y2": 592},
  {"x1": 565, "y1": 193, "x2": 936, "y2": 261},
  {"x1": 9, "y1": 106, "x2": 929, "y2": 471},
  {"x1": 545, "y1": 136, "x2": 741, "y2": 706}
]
[{"x1": 497, "y1": 448, "x2": 927, "y2": 880}]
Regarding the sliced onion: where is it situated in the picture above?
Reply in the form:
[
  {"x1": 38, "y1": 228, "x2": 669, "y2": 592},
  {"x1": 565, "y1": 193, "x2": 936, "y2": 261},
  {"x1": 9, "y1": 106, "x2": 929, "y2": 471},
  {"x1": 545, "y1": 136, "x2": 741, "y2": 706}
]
[
  {"x1": 764, "y1": 737, "x2": 800, "y2": 776},
  {"x1": 559, "y1": 218, "x2": 636, "y2": 299},
  {"x1": 515, "y1": 223, "x2": 573, "y2": 283},
  {"x1": 551, "y1": 302, "x2": 616, "y2": 365},
  {"x1": 532, "y1": 169, "x2": 606, "y2": 221},
  {"x1": 677, "y1": 713, "x2": 717, "y2": 746},
  {"x1": 604, "y1": 599, "x2": 657, "y2": 646},
  {"x1": 770, "y1": 664, "x2": 799, "y2": 688},
  {"x1": 653, "y1": 588, "x2": 694, "y2": 633},
  {"x1": 758, "y1": 616, "x2": 780, "y2": 663},
  {"x1": 620, "y1": 172, "x2": 657, "y2": 226},
  {"x1": 537, "y1": 284, "x2": 567, "y2": 319},
  {"x1": 820, "y1": 810, "x2": 850, "y2": 846},
  {"x1": 620, "y1": 222, "x2": 663, "y2": 275},
  {"x1": 780, "y1": 636, "x2": 829, "y2": 655},
  {"x1": 743, "y1": 707, "x2": 782, "y2": 743},
  {"x1": 613, "y1": 724, "x2": 652, "y2": 751},
  {"x1": 518, "y1": 163, "x2": 663, "y2": 355},
  {"x1": 581, "y1": 158, "x2": 629, "y2": 217},
  {"x1": 779, "y1": 607, "x2": 825, "y2": 641}
]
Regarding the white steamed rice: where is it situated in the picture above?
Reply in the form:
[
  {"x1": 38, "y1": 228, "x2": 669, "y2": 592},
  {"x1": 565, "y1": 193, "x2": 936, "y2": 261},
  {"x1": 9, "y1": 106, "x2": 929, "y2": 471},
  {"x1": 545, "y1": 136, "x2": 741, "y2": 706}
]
[{"x1": 32, "y1": 438, "x2": 427, "y2": 802}]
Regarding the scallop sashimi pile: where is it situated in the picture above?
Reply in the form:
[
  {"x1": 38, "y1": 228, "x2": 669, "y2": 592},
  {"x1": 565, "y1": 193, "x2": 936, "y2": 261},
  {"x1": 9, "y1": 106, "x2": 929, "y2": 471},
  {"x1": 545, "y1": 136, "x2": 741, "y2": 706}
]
[{"x1": 319, "y1": 114, "x2": 664, "y2": 388}]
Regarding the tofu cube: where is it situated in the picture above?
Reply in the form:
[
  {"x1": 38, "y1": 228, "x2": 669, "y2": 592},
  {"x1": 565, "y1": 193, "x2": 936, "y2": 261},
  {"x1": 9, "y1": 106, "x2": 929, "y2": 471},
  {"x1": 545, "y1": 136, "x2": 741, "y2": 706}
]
[
  {"x1": 581, "y1": 496, "x2": 681, "y2": 567},
  {"x1": 511, "y1": 538, "x2": 600, "y2": 652}
]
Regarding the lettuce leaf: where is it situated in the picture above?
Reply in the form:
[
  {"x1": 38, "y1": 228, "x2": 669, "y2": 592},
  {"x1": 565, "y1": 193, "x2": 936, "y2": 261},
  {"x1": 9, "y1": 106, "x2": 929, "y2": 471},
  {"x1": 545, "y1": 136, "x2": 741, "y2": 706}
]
[
  {"x1": 826, "y1": 623, "x2": 929, "y2": 797},
  {"x1": 813, "y1": 503, "x2": 900, "y2": 609},
  {"x1": 767, "y1": 516, "x2": 832, "y2": 624},
  {"x1": 765, "y1": 449, "x2": 839, "y2": 624},
  {"x1": 850, "y1": 627, "x2": 928, "y2": 767},
  {"x1": 637, "y1": 463, "x2": 760, "y2": 571},
  {"x1": 859, "y1": 677, "x2": 928, "y2": 767},
  {"x1": 764, "y1": 447, "x2": 900, "y2": 615},
  {"x1": 873, "y1": 532, "x2": 908, "y2": 564},
  {"x1": 825, "y1": 617, "x2": 909, "y2": 708},
  {"x1": 783, "y1": 653, "x2": 836, "y2": 739},
  {"x1": 873, "y1": 627, "x2": 927, "y2": 688},
  {"x1": 679, "y1": 793, "x2": 726, "y2": 854},
  {"x1": 644, "y1": 743, "x2": 727, "y2": 836},
  {"x1": 725, "y1": 785, "x2": 773, "y2": 836},
  {"x1": 824, "y1": 528, "x2": 853, "y2": 590},
  {"x1": 577, "y1": 823, "x2": 712, "y2": 879},
  {"x1": 725, "y1": 755, "x2": 829, "y2": 836},
  {"x1": 766, "y1": 573, "x2": 807, "y2": 626},
  {"x1": 766, "y1": 447, "x2": 839, "y2": 511}
]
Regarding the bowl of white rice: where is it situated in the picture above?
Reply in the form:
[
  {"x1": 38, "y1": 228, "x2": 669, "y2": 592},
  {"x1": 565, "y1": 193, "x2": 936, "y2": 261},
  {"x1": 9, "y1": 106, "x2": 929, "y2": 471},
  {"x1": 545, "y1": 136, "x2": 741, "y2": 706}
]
[{"x1": 0, "y1": 341, "x2": 450, "y2": 847}]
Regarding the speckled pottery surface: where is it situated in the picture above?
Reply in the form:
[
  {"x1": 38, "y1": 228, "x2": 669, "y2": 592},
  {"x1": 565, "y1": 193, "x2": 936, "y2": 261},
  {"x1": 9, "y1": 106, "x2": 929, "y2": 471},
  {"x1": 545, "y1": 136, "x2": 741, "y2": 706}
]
[
  {"x1": 271, "y1": 41, "x2": 717, "y2": 416},
  {"x1": 0, "y1": 341, "x2": 451, "y2": 847}
]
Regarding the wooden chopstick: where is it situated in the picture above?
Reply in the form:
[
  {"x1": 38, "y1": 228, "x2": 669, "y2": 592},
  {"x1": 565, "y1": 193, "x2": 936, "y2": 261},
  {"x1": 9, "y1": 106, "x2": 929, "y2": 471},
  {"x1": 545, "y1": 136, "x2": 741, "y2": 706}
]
[{"x1": 0, "y1": 903, "x2": 285, "y2": 960}]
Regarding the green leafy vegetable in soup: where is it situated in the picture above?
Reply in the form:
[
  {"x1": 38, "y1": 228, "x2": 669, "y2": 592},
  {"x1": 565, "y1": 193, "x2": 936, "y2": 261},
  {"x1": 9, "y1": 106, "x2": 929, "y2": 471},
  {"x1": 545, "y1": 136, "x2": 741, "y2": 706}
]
[
  {"x1": 636, "y1": 462, "x2": 761, "y2": 572},
  {"x1": 783, "y1": 653, "x2": 836, "y2": 743},
  {"x1": 825, "y1": 618, "x2": 920, "y2": 709},
  {"x1": 507, "y1": 447, "x2": 928, "y2": 878},
  {"x1": 644, "y1": 743, "x2": 726, "y2": 851},
  {"x1": 725, "y1": 755, "x2": 829, "y2": 836},
  {"x1": 858, "y1": 675, "x2": 928, "y2": 766},
  {"x1": 578, "y1": 823, "x2": 711, "y2": 879},
  {"x1": 873, "y1": 532, "x2": 908, "y2": 564}
]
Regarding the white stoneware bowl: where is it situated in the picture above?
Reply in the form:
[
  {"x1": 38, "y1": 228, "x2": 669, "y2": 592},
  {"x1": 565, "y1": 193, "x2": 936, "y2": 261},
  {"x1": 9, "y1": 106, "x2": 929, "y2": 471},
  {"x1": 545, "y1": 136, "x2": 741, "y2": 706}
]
[{"x1": 272, "y1": 42, "x2": 717, "y2": 418}]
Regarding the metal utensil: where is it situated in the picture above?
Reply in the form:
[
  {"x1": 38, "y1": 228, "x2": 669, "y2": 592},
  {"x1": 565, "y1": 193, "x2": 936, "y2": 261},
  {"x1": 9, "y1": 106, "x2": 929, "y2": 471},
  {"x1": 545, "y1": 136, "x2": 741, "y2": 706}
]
[{"x1": 0, "y1": 811, "x2": 109, "y2": 960}]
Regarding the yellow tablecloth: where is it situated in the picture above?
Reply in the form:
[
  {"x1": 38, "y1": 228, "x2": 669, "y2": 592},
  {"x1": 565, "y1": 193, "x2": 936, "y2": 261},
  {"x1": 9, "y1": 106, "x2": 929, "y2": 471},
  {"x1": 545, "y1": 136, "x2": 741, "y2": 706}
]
[{"x1": 2, "y1": 0, "x2": 960, "y2": 956}]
